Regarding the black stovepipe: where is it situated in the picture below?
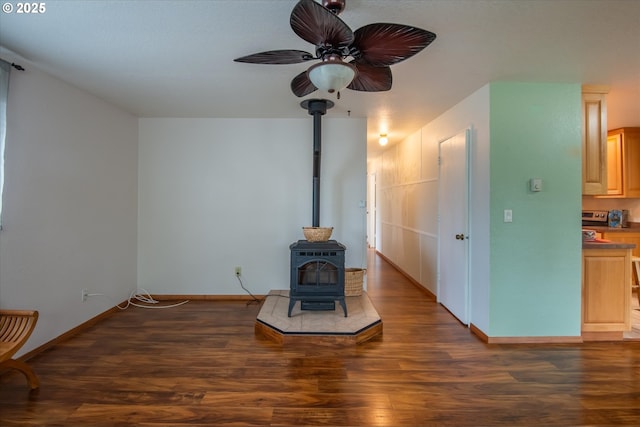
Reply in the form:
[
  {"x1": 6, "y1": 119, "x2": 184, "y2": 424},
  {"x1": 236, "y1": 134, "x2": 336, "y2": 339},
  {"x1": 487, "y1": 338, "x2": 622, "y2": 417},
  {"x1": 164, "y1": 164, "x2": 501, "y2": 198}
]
[
  {"x1": 312, "y1": 108, "x2": 322, "y2": 228},
  {"x1": 301, "y1": 99, "x2": 333, "y2": 228}
]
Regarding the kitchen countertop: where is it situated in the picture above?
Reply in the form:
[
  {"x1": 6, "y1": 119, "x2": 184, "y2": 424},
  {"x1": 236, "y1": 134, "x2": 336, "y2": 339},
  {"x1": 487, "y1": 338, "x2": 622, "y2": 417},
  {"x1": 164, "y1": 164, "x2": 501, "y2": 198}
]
[
  {"x1": 582, "y1": 222, "x2": 640, "y2": 233},
  {"x1": 582, "y1": 239, "x2": 636, "y2": 250}
]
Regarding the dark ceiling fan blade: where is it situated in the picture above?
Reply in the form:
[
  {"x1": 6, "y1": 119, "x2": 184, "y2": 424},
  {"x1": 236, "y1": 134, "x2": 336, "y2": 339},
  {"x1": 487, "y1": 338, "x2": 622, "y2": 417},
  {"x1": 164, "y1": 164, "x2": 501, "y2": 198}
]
[
  {"x1": 234, "y1": 50, "x2": 315, "y2": 64},
  {"x1": 352, "y1": 23, "x2": 436, "y2": 66},
  {"x1": 347, "y1": 62, "x2": 392, "y2": 92},
  {"x1": 291, "y1": 70, "x2": 318, "y2": 97},
  {"x1": 290, "y1": 0, "x2": 354, "y2": 48}
]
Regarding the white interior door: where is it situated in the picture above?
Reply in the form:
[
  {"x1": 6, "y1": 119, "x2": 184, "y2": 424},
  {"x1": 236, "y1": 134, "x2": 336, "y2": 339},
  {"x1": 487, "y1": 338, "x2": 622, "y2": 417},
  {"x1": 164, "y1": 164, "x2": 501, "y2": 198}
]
[
  {"x1": 438, "y1": 129, "x2": 470, "y2": 325},
  {"x1": 367, "y1": 173, "x2": 376, "y2": 248}
]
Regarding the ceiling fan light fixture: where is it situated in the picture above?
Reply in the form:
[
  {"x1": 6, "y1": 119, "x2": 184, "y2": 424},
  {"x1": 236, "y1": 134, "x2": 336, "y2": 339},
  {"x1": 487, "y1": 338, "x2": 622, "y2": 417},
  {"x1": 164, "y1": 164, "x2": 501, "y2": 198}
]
[
  {"x1": 307, "y1": 57, "x2": 356, "y2": 94},
  {"x1": 379, "y1": 134, "x2": 388, "y2": 146}
]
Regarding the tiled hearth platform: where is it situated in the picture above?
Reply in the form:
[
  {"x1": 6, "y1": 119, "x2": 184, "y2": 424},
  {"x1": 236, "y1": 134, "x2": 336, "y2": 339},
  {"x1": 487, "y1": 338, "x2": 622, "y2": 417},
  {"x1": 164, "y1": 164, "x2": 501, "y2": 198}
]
[{"x1": 255, "y1": 290, "x2": 383, "y2": 345}]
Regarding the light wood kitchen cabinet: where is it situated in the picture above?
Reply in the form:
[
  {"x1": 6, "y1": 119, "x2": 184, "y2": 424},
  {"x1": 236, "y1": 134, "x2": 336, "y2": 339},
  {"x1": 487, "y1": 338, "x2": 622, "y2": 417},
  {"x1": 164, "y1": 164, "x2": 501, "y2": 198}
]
[
  {"x1": 581, "y1": 86, "x2": 608, "y2": 195},
  {"x1": 598, "y1": 128, "x2": 640, "y2": 198},
  {"x1": 582, "y1": 248, "x2": 631, "y2": 340},
  {"x1": 601, "y1": 232, "x2": 640, "y2": 257},
  {"x1": 605, "y1": 133, "x2": 623, "y2": 195}
]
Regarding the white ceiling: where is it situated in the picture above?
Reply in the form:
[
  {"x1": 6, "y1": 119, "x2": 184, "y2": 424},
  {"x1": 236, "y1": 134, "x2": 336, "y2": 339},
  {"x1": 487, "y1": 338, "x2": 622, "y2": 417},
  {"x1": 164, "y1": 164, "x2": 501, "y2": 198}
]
[{"x1": 1, "y1": 0, "x2": 639, "y2": 154}]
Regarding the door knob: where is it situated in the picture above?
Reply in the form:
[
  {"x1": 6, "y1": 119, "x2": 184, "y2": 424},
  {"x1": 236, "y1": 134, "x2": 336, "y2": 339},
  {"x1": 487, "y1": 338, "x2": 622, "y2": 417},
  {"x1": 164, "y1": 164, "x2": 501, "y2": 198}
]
[{"x1": 455, "y1": 234, "x2": 465, "y2": 240}]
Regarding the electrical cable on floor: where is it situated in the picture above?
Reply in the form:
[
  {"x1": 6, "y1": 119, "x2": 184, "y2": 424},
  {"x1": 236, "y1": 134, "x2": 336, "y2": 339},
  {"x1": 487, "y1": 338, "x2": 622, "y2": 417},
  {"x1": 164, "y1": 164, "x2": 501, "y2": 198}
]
[
  {"x1": 117, "y1": 289, "x2": 189, "y2": 310},
  {"x1": 235, "y1": 275, "x2": 263, "y2": 306}
]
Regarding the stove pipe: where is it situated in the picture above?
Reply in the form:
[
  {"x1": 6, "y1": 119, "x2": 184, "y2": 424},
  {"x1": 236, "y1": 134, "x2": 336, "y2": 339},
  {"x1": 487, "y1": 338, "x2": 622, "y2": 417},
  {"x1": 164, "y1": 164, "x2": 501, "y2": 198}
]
[{"x1": 301, "y1": 99, "x2": 334, "y2": 228}]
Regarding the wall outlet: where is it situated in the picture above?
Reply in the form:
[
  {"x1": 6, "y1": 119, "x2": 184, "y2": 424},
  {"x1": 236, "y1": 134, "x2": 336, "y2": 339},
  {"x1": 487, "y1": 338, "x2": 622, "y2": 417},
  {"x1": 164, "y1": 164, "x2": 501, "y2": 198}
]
[
  {"x1": 235, "y1": 266, "x2": 241, "y2": 276},
  {"x1": 82, "y1": 289, "x2": 89, "y2": 302}
]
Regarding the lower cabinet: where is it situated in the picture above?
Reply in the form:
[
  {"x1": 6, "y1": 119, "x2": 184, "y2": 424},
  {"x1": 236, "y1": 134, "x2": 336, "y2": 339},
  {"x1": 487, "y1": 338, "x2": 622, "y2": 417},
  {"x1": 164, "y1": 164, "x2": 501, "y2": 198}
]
[
  {"x1": 582, "y1": 248, "x2": 631, "y2": 340},
  {"x1": 601, "y1": 232, "x2": 640, "y2": 258}
]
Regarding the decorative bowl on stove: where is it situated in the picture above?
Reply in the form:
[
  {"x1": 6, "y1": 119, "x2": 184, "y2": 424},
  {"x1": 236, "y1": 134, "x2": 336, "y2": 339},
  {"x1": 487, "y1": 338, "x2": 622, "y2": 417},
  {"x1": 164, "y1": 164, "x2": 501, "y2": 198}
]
[{"x1": 302, "y1": 227, "x2": 333, "y2": 242}]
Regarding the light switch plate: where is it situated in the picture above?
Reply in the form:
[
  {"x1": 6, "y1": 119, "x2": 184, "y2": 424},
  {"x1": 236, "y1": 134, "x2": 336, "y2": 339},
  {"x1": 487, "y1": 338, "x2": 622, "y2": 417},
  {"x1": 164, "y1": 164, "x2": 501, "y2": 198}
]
[{"x1": 504, "y1": 209, "x2": 513, "y2": 223}]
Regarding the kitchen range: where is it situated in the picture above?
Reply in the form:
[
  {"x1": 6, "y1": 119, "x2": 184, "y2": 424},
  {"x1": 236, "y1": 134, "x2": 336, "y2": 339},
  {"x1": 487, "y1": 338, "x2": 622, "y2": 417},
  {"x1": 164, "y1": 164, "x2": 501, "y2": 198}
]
[{"x1": 582, "y1": 209, "x2": 630, "y2": 228}]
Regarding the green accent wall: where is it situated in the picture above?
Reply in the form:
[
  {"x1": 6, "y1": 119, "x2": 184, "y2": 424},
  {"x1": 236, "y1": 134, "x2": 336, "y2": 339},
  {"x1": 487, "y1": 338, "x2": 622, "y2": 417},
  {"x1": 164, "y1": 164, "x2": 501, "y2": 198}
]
[{"x1": 489, "y1": 82, "x2": 582, "y2": 336}]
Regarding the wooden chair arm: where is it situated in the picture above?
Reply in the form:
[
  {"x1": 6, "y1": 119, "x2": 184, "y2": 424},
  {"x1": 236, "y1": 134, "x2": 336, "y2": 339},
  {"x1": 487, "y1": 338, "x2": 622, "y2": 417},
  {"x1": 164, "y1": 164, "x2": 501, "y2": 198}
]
[
  {"x1": 0, "y1": 310, "x2": 39, "y2": 363},
  {"x1": 0, "y1": 309, "x2": 40, "y2": 388}
]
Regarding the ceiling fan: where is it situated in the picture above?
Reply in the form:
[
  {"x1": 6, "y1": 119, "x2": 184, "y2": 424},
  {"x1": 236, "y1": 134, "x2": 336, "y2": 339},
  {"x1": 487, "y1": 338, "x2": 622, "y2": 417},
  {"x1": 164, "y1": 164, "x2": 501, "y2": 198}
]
[{"x1": 234, "y1": 0, "x2": 436, "y2": 97}]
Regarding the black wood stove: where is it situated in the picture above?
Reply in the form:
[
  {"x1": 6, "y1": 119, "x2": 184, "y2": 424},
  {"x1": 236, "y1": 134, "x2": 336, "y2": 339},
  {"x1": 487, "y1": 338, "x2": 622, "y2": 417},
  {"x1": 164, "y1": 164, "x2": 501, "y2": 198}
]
[
  {"x1": 288, "y1": 99, "x2": 347, "y2": 317},
  {"x1": 288, "y1": 239, "x2": 347, "y2": 317}
]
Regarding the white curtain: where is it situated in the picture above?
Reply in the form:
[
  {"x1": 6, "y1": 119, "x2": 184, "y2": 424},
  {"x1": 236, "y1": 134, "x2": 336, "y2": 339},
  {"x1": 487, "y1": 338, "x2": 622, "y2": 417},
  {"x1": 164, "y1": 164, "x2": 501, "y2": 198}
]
[{"x1": 0, "y1": 59, "x2": 10, "y2": 226}]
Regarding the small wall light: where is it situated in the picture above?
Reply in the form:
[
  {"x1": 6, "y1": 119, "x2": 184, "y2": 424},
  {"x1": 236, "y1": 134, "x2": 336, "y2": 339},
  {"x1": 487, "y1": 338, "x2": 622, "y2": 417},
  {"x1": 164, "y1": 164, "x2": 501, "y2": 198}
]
[{"x1": 379, "y1": 134, "x2": 388, "y2": 146}]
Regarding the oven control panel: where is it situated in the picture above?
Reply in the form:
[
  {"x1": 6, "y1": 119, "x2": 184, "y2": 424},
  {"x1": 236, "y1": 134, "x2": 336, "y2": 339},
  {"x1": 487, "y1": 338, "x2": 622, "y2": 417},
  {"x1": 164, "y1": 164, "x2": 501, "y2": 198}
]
[{"x1": 582, "y1": 210, "x2": 609, "y2": 224}]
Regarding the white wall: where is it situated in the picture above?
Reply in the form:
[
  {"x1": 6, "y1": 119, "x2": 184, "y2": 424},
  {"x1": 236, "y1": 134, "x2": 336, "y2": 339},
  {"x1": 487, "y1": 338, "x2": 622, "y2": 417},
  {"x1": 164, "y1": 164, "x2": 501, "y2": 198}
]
[
  {"x1": 0, "y1": 66, "x2": 138, "y2": 355},
  {"x1": 371, "y1": 85, "x2": 491, "y2": 330},
  {"x1": 138, "y1": 117, "x2": 367, "y2": 295}
]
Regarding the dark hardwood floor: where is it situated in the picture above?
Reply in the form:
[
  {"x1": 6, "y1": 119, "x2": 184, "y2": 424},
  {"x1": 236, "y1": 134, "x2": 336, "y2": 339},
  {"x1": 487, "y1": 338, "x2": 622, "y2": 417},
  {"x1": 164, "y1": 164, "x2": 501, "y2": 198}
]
[{"x1": 1, "y1": 250, "x2": 639, "y2": 426}]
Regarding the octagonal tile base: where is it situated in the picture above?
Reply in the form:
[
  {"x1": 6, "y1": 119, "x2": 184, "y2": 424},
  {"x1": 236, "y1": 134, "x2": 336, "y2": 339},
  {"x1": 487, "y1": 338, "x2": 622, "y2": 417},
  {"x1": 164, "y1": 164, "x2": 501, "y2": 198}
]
[{"x1": 255, "y1": 290, "x2": 383, "y2": 345}]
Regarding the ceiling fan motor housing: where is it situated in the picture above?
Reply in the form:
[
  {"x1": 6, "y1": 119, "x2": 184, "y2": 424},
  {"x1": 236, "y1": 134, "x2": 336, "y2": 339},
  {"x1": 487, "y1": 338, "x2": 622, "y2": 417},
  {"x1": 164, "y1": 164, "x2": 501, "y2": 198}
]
[{"x1": 323, "y1": 0, "x2": 346, "y2": 14}]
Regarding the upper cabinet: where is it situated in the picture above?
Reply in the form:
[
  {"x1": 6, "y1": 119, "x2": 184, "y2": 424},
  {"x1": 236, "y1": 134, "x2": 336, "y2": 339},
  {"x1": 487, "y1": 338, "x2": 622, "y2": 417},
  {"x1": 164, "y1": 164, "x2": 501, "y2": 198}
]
[
  {"x1": 597, "y1": 127, "x2": 640, "y2": 198},
  {"x1": 582, "y1": 85, "x2": 609, "y2": 195},
  {"x1": 605, "y1": 132, "x2": 623, "y2": 195}
]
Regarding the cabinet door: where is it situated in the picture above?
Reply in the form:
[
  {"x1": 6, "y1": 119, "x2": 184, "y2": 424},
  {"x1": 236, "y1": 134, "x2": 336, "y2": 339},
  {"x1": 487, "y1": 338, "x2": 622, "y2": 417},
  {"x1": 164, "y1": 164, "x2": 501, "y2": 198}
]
[
  {"x1": 597, "y1": 128, "x2": 640, "y2": 198},
  {"x1": 582, "y1": 91, "x2": 608, "y2": 195},
  {"x1": 624, "y1": 129, "x2": 640, "y2": 198},
  {"x1": 606, "y1": 134, "x2": 623, "y2": 195},
  {"x1": 582, "y1": 249, "x2": 631, "y2": 332}
]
